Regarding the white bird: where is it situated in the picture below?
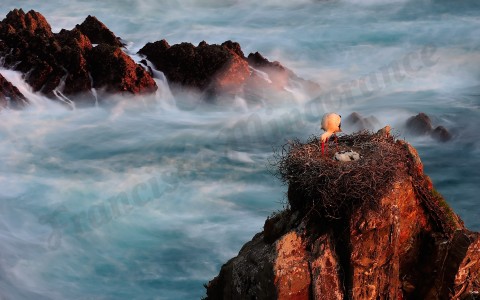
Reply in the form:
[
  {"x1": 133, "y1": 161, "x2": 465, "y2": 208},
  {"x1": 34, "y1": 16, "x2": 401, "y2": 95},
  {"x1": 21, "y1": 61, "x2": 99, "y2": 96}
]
[{"x1": 320, "y1": 113, "x2": 342, "y2": 155}]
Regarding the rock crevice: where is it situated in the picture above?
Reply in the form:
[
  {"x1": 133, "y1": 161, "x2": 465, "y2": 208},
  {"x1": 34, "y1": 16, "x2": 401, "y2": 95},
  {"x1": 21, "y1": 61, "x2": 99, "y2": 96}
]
[{"x1": 205, "y1": 131, "x2": 479, "y2": 299}]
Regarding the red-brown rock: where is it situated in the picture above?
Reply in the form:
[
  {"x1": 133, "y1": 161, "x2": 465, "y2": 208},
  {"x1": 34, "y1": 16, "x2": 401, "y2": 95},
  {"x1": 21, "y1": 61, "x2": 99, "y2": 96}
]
[
  {"x1": 0, "y1": 9, "x2": 157, "y2": 105},
  {"x1": 247, "y1": 52, "x2": 306, "y2": 91},
  {"x1": 55, "y1": 28, "x2": 93, "y2": 97},
  {"x1": 246, "y1": 51, "x2": 320, "y2": 99},
  {"x1": 76, "y1": 15, "x2": 123, "y2": 47},
  {"x1": 138, "y1": 40, "x2": 250, "y2": 95},
  {"x1": 0, "y1": 9, "x2": 61, "y2": 93},
  {"x1": 205, "y1": 133, "x2": 477, "y2": 300},
  {"x1": 1, "y1": 9, "x2": 52, "y2": 37},
  {"x1": 138, "y1": 39, "x2": 320, "y2": 102},
  {"x1": 453, "y1": 235, "x2": 480, "y2": 299},
  {"x1": 88, "y1": 44, "x2": 157, "y2": 94}
]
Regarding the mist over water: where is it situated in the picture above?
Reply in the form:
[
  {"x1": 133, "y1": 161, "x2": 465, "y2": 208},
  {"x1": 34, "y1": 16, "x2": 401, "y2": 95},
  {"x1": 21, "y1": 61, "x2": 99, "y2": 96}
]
[{"x1": 1, "y1": 0, "x2": 480, "y2": 299}]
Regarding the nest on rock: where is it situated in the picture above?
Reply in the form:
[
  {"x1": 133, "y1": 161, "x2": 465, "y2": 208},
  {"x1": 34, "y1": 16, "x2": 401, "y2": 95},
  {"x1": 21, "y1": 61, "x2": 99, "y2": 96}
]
[{"x1": 274, "y1": 131, "x2": 409, "y2": 220}]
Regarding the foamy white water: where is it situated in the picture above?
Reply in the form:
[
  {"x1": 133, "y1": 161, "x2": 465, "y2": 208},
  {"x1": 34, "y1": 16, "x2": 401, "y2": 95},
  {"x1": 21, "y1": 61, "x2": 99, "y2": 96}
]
[{"x1": 1, "y1": 0, "x2": 480, "y2": 299}]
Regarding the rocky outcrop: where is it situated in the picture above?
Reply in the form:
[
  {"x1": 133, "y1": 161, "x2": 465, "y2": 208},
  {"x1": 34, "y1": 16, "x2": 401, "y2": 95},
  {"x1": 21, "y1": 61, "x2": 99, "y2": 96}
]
[
  {"x1": 406, "y1": 113, "x2": 452, "y2": 142},
  {"x1": 0, "y1": 73, "x2": 28, "y2": 109},
  {"x1": 0, "y1": 9, "x2": 156, "y2": 105},
  {"x1": 205, "y1": 130, "x2": 479, "y2": 299},
  {"x1": 431, "y1": 126, "x2": 452, "y2": 143},
  {"x1": 0, "y1": 8, "x2": 318, "y2": 107},
  {"x1": 343, "y1": 112, "x2": 380, "y2": 132},
  {"x1": 138, "y1": 40, "x2": 250, "y2": 96},
  {"x1": 246, "y1": 51, "x2": 317, "y2": 93},
  {"x1": 406, "y1": 112, "x2": 433, "y2": 136},
  {"x1": 88, "y1": 44, "x2": 156, "y2": 94},
  {"x1": 138, "y1": 39, "x2": 319, "y2": 101},
  {"x1": 75, "y1": 15, "x2": 123, "y2": 47}
]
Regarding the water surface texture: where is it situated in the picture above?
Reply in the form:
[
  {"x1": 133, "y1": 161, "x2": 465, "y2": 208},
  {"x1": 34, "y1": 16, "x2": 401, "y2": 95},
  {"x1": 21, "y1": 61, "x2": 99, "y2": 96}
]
[{"x1": 1, "y1": 0, "x2": 480, "y2": 299}]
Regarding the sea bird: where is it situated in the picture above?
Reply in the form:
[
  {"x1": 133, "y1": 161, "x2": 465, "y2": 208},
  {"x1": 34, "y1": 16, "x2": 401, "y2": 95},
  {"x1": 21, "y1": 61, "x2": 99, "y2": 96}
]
[{"x1": 320, "y1": 113, "x2": 342, "y2": 155}]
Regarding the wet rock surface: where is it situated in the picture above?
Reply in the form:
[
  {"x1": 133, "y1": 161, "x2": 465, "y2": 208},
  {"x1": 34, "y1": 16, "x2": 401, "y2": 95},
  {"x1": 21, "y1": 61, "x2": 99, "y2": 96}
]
[{"x1": 0, "y1": 73, "x2": 28, "y2": 109}]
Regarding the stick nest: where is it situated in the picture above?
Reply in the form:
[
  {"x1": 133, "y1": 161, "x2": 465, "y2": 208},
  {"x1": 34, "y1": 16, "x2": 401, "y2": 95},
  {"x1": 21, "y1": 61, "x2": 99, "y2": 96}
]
[{"x1": 274, "y1": 131, "x2": 409, "y2": 219}]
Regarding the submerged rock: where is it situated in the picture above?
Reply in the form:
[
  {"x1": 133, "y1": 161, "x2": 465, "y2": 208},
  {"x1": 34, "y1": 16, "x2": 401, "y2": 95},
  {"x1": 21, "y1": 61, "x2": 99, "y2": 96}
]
[
  {"x1": 0, "y1": 73, "x2": 28, "y2": 109},
  {"x1": 406, "y1": 112, "x2": 433, "y2": 135},
  {"x1": 344, "y1": 112, "x2": 380, "y2": 132},
  {"x1": 432, "y1": 125, "x2": 452, "y2": 142},
  {"x1": 205, "y1": 132, "x2": 479, "y2": 299},
  {"x1": 406, "y1": 113, "x2": 453, "y2": 142}
]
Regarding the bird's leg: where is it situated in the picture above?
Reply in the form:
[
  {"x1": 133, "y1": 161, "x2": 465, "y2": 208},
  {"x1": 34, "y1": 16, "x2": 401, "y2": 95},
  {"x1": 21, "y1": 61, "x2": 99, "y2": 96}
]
[{"x1": 321, "y1": 141, "x2": 325, "y2": 156}]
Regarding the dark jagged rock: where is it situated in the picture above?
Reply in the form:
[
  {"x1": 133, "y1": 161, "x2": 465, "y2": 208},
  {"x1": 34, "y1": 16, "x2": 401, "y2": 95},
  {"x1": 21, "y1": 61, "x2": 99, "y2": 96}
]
[
  {"x1": 1, "y1": 9, "x2": 317, "y2": 107},
  {"x1": 344, "y1": 111, "x2": 380, "y2": 132},
  {"x1": 138, "y1": 39, "x2": 170, "y2": 69},
  {"x1": 138, "y1": 40, "x2": 250, "y2": 95},
  {"x1": 221, "y1": 40, "x2": 245, "y2": 58},
  {"x1": 406, "y1": 113, "x2": 453, "y2": 142},
  {"x1": 205, "y1": 132, "x2": 479, "y2": 299},
  {"x1": 0, "y1": 9, "x2": 156, "y2": 105},
  {"x1": 247, "y1": 51, "x2": 297, "y2": 90},
  {"x1": 55, "y1": 28, "x2": 93, "y2": 97},
  {"x1": 0, "y1": 73, "x2": 28, "y2": 109},
  {"x1": 406, "y1": 112, "x2": 433, "y2": 135},
  {"x1": 0, "y1": 9, "x2": 61, "y2": 93},
  {"x1": 247, "y1": 51, "x2": 283, "y2": 70},
  {"x1": 246, "y1": 51, "x2": 320, "y2": 96},
  {"x1": 432, "y1": 125, "x2": 452, "y2": 142},
  {"x1": 76, "y1": 15, "x2": 123, "y2": 47},
  {"x1": 139, "y1": 39, "x2": 320, "y2": 102},
  {"x1": 88, "y1": 44, "x2": 157, "y2": 94},
  {"x1": 1, "y1": 9, "x2": 52, "y2": 37}
]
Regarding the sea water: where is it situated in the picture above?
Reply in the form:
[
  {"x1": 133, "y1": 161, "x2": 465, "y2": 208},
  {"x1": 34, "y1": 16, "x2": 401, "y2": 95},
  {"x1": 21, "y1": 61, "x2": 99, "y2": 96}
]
[{"x1": 0, "y1": 0, "x2": 479, "y2": 299}]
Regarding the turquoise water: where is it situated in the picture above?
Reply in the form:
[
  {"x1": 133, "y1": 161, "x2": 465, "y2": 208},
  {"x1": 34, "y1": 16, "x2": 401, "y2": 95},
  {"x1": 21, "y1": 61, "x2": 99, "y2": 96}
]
[{"x1": 1, "y1": 0, "x2": 480, "y2": 299}]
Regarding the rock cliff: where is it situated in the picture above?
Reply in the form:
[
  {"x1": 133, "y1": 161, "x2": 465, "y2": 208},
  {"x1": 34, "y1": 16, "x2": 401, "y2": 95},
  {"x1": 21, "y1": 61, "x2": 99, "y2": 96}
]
[{"x1": 205, "y1": 130, "x2": 479, "y2": 299}]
